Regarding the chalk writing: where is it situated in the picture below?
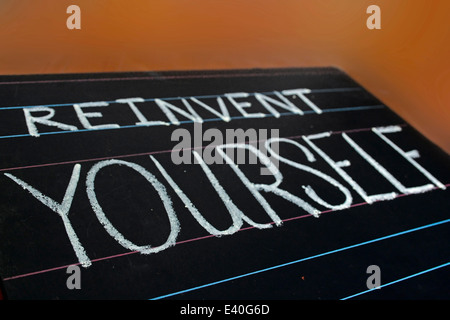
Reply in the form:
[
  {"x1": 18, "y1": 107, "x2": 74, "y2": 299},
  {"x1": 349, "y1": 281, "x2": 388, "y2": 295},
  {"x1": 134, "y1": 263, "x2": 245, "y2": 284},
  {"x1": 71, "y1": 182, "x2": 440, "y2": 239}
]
[
  {"x1": 4, "y1": 126, "x2": 445, "y2": 268},
  {"x1": 21, "y1": 88, "x2": 321, "y2": 137}
]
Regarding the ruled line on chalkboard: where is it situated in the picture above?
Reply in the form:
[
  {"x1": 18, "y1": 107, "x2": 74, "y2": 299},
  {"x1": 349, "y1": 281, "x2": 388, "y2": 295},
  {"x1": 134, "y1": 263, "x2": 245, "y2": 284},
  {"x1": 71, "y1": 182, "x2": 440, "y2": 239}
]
[
  {"x1": 0, "y1": 122, "x2": 403, "y2": 172},
  {"x1": 0, "y1": 87, "x2": 362, "y2": 111},
  {"x1": 3, "y1": 183, "x2": 448, "y2": 282},
  {"x1": 0, "y1": 69, "x2": 349, "y2": 86},
  {"x1": 150, "y1": 218, "x2": 450, "y2": 300},
  {"x1": 0, "y1": 104, "x2": 385, "y2": 140},
  {"x1": 0, "y1": 72, "x2": 301, "y2": 86},
  {"x1": 340, "y1": 261, "x2": 450, "y2": 300}
]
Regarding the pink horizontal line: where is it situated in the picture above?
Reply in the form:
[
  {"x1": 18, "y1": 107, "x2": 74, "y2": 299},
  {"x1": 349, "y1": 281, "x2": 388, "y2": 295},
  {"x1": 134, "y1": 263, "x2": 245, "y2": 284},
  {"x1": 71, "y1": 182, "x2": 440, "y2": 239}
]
[
  {"x1": 4, "y1": 183, "x2": 448, "y2": 282},
  {"x1": 0, "y1": 149, "x2": 174, "y2": 173},
  {"x1": 0, "y1": 124, "x2": 403, "y2": 173},
  {"x1": 0, "y1": 71, "x2": 307, "y2": 86},
  {"x1": 331, "y1": 123, "x2": 407, "y2": 135},
  {"x1": 0, "y1": 145, "x2": 207, "y2": 173},
  {"x1": 0, "y1": 211, "x2": 322, "y2": 281}
]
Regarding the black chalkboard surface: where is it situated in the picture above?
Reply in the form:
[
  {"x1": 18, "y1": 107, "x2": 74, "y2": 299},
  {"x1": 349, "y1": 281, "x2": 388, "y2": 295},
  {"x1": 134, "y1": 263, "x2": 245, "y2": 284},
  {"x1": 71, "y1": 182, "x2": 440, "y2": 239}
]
[{"x1": 0, "y1": 67, "x2": 449, "y2": 300}]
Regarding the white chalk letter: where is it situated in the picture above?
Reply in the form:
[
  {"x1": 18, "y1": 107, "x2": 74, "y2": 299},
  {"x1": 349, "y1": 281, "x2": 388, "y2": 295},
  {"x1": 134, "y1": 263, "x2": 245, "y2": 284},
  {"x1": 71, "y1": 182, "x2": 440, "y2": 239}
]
[
  {"x1": 23, "y1": 106, "x2": 78, "y2": 137},
  {"x1": 86, "y1": 159, "x2": 180, "y2": 254},
  {"x1": 116, "y1": 97, "x2": 169, "y2": 126},
  {"x1": 225, "y1": 92, "x2": 266, "y2": 118},
  {"x1": 151, "y1": 154, "x2": 273, "y2": 237},
  {"x1": 282, "y1": 89, "x2": 322, "y2": 114},
  {"x1": 303, "y1": 132, "x2": 396, "y2": 204},
  {"x1": 189, "y1": 96, "x2": 231, "y2": 122},
  {"x1": 4, "y1": 164, "x2": 91, "y2": 267},
  {"x1": 254, "y1": 91, "x2": 304, "y2": 118},
  {"x1": 154, "y1": 99, "x2": 203, "y2": 125},
  {"x1": 373, "y1": 126, "x2": 445, "y2": 190},
  {"x1": 266, "y1": 137, "x2": 353, "y2": 211},
  {"x1": 73, "y1": 102, "x2": 120, "y2": 130},
  {"x1": 342, "y1": 132, "x2": 435, "y2": 195},
  {"x1": 218, "y1": 143, "x2": 320, "y2": 219}
]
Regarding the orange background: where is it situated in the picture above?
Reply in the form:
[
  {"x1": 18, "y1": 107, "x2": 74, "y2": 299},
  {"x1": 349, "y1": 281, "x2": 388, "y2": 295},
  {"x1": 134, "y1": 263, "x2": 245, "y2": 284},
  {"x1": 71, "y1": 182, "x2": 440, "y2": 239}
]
[{"x1": 0, "y1": 0, "x2": 449, "y2": 153}]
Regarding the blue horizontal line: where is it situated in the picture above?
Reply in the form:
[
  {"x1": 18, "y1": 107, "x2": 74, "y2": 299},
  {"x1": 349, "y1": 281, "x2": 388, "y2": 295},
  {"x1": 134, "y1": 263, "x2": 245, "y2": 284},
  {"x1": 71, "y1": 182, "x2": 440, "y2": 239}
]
[
  {"x1": 0, "y1": 87, "x2": 361, "y2": 111},
  {"x1": 341, "y1": 261, "x2": 450, "y2": 300},
  {"x1": 149, "y1": 218, "x2": 450, "y2": 300},
  {"x1": 0, "y1": 104, "x2": 385, "y2": 140},
  {"x1": 321, "y1": 105, "x2": 384, "y2": 113}
]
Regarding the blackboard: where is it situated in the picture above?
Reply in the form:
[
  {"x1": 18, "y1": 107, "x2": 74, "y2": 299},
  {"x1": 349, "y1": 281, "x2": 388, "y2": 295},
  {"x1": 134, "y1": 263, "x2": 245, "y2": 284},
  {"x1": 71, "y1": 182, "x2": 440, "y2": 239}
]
[{"x1": 0, "y1": 67, "x2": 449, "y2": 300}]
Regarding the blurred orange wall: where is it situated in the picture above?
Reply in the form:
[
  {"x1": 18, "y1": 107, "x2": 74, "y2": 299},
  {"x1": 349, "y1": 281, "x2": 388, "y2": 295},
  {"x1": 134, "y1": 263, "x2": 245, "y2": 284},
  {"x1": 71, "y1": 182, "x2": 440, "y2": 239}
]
[{"x1": 0, "y1": 0, "x2": 448, "y2": 153}]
